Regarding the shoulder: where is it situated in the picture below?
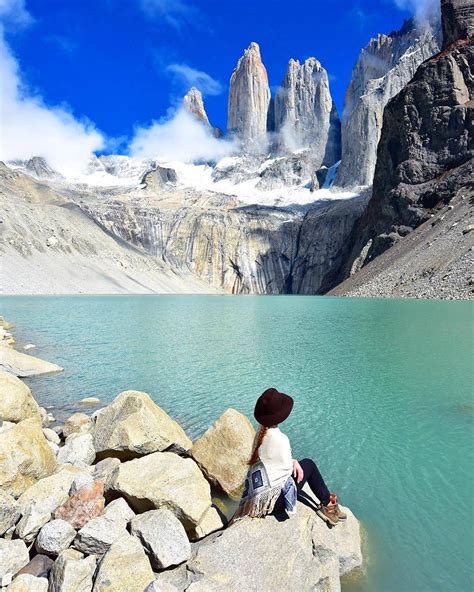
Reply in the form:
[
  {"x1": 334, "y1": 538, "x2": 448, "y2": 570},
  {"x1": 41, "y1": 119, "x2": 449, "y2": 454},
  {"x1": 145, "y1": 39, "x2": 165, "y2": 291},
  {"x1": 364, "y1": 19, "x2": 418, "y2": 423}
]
[{"x1": 269, "y1": 428, "x2": 291, "y2": 447}]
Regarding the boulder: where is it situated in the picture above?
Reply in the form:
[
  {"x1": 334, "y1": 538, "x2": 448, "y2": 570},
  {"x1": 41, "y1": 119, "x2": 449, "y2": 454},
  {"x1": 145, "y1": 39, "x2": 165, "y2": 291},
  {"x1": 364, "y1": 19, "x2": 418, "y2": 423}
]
[
  {"x1": 15, "y1": 466, "x2": 85, "y2": 541},
  {"x1": 17, "y1": 555, "x2": 54, "y2": 579},
  {"x1": 189, "y1": 506, "x2": 224, "y2": 541},
  {"x1": 57, "y1": 433, "x2": 96, "y2": 468},
  {"x1": 0, "y1": 371, "x2": 41, "y2": 422},
  {"x1": 0, "y1": 539, "x2": 29, "y2": 583},
  {"x1": 35, "y1": 519, "x2": 76, "y2": 556},
  {"x1": 102, "y1": 498, "x2": 135, "y2": 523},
  {"x1": 54, "y1": 480, "x2": 105, "y2": 529},
  {"x1": 0, "y1": 490, "x2": 20, "y2": 536},
  {"x1": 92, "y1": 391, "x2": 192, "y2": 460},
  {"x1": 130, "y1": 509, "x2": 191, "y2": 570},
  {"x1": 69, "y1": 473, "x2": 94, "y2": 496},
  {"x1": 43, "y1": 428, "x2": 60, "y2": 445},
  {"x1": 92, "y1": 458, "x2": 120, "y2": 491},
  {"x1": 63, "y1": 413, "x2": 92, "y2": 438},
  {"x1": 182, "y1": 503, "x2": 362, "y2": 591},
  {"x1": 7, "y1": 574, "x2": 48, "y2": 591},
  {"x1": 0, "y1": 344, "x2": 62, "y2": 377},
  {"x1": 191, "y1": 409, "x2": 255, "y2": 497},
  {"x1": 0, "y1": 418, "x2": 57, "y2": 497},
  {"x1": 49, "y1": 549, "x2": 96, "y2": 592},
  {"x1": 74, "y1": 514, "x2": 128, "y2": 556},
  {"x1": 92, "y1": 534, "x2": 154, "y2": 592},
  {"x1": 109, "y1": 452, "x2": 211, "y2": 531}
]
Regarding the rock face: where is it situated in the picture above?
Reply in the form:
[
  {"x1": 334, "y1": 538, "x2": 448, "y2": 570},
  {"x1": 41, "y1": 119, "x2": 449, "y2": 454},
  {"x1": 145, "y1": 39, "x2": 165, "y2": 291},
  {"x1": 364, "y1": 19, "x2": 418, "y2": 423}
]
[
  {"x1": 442, "y1": 0, "x2": 474, "y2": 46},
  {"x1": 327, "y1": 0, "x2": 473, "y2": 288},
  {"x1": 92, "y1": 534, "x2": 154, "y2": 592},
  {"x1": 183, "y1": 88, "x2": 211, "y2": 126},
  {"x1": 227, "y1": 42, "x2": 271, "y2": 150},
  {"x1": 177, "y1": 503, "x2": 362, "y2": 591},
  {"x1": 274, "y1": 58, "x2": 341, "y2": 167},
  {"x1": 191, "y1": 409, "x2": 255, "y2": 496},
  {"x1": 109, "y1": 452, "x2": 212, "y2": 531},
  {"x1": 335, "y1": 18, "x2": 441, "y2": 188},
  {"x1": 92, "y1": 391, "x2": 192, "y2": 460},
  {"x1": 0, "y1": 344, "x2": 63, "y2": 377},
  {"x1": 0, "y1": 371, "x2": 41, "y2": 422},
  {"x1": 130, "y1": 509, "x2": 191, "y2": 569},
  {"x1": 0, "y1": 418, "x2": 57, "y2": 497}
]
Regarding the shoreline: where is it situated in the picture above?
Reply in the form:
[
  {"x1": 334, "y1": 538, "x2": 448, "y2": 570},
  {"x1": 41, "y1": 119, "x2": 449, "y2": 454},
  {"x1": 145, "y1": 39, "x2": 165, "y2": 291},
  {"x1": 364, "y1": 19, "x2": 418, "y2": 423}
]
[{"x1": 0, "y1": 317, "x2": 364, "y2": 591}]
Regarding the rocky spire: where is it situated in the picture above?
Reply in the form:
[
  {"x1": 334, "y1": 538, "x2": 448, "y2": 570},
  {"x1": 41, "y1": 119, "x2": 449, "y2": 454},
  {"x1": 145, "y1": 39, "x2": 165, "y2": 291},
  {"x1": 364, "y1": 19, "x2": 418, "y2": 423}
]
[
  {"x1": 274, "y1": 57, "x2": 341, "y2": 167},
  {"x1": 335, "y1": 19, "x2": 441, "y2": 189},
  {"x1": 183, "y1": 87, "x2": 211, "y2": 126},
  {"x1": 227, "y1": 42, "x2": 271, "y2": 150}
]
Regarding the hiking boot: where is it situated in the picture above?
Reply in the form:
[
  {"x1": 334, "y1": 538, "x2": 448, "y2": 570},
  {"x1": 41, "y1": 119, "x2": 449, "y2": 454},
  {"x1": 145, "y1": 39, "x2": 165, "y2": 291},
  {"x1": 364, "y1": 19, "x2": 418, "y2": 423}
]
[
  {"x1": 330, "y1": 493, "x2": 347, "y2": 521},
  {"x1": 319, "y1": 503, "x2": 339, "y2": 526}
]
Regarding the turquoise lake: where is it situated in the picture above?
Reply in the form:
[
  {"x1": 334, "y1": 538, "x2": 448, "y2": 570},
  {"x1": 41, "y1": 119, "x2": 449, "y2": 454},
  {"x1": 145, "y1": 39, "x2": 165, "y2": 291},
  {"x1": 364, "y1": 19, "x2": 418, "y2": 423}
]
[{"x1": 1, "y1": 295, "x2": 473, "y2": 591}]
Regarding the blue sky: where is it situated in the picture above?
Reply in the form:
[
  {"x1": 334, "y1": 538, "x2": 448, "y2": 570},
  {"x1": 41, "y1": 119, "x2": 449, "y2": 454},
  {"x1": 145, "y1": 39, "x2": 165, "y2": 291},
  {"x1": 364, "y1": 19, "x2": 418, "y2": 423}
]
[{"x1": 4, "y1": 0, "x2": 423, "y2": 141}]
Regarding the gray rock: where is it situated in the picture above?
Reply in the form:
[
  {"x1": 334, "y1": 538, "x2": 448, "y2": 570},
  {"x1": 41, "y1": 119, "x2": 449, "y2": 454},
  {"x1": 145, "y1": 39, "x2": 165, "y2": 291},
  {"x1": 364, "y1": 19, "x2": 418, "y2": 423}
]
[
  {"x1": 274, "y1": 57, "x2": 340, "y2": 168},
  {"x1": 109, "y1": 451, "x2": 212, "y2": 532},
  {"x1": 336, "y1": 18, "x2": 440, "y2": 188},
  {"x1": 91, "y1": 391, "x2": 192, "y2": 460},
  {"x1": 7, "y1": 574, "x2": 48, "y2": 591},
  {"x1": 43, "y1": 427, "x2": 60, "y2": 445},
  {"x1": 102, "y1": 498, "x2": 135, "y2": 523},
  {"x1": 49, "y1": 549, "x2": 96, "y2": 592},
  {"x1": 63, "y1": 413, "x2": 92, "y2": 438},
  {"x1": 17, "y1": 555, "x2": 54, "y2": 579},
  {"x1": 92, "y1": 458, "x2": 120, "y2": 491},
  {"x1": 35, "y1": 519, "x2": 76, "y2": 556},
  {"x1": 145, "y1": 582, "x2": 179, "y2": 592},
  {"x1": 182, "y1": 503, "x2": 362, "y2": 591},
  {"x1": 227, "y1": 42, "x2": 271, "y2": 151},
  {"x1": 57, "y1": 433, "x2": 95, "y2": 468},
  {"x1": 130, "y1": 509, "x2": 191, "y2": 569},
  {"x1": 74, "y1": 514, "x2": 128, "y2": 556},
  {"x1": 69, "y1": 473, "x2": 94, "y2": 496},
  {"x1": 442, "y1": 0, "x2": 474, "y2": 47},
  {"x1": 0, "y1": 345, "x2": 62, "y2": 377},
  {"x1": 92, "y1": 534, "x2": 154, "y2": 592},
  {"x1": 0, "y1": 490, "x2": 20, "y2": 536},
  {"x1": 0, "y1": 539, "x2": 29, "y2": 582}
]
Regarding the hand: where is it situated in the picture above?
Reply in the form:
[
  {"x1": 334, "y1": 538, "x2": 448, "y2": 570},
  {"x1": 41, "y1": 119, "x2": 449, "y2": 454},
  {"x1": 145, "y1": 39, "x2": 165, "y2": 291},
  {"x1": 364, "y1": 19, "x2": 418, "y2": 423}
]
[{"x1": 292, "y1": 459, "x2": 304, "y2": 484}]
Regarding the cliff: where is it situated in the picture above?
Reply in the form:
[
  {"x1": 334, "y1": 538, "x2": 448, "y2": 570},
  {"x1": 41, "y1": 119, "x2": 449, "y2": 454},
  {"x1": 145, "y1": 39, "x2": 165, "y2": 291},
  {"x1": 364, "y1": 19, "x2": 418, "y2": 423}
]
[
  {"x1": 326, "y1": 0, "x2": 473, "y2": 296},
  {"x1": 335, "y1": 19, "x2": 441, "y2": 188}
]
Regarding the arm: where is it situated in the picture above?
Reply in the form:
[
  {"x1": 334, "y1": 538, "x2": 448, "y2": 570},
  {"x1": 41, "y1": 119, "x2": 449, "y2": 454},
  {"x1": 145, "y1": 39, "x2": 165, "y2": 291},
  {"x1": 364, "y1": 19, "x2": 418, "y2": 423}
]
[{"x1": 292, "y1": 459, "x2": 304, "y2": 483}]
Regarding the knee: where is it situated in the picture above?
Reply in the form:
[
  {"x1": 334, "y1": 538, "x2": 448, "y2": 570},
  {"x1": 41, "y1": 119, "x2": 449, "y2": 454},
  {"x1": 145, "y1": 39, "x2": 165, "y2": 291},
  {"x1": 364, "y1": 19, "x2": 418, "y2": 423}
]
[{"x1": 299, "y1": 458, "x2": 316, "y2": 471}]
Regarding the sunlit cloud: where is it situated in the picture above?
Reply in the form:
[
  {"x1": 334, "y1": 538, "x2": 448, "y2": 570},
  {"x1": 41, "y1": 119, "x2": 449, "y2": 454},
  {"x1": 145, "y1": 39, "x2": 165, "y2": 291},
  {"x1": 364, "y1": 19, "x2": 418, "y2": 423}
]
[{"x1": 166, "y1": 63, "x2": 223, "y2": 96}]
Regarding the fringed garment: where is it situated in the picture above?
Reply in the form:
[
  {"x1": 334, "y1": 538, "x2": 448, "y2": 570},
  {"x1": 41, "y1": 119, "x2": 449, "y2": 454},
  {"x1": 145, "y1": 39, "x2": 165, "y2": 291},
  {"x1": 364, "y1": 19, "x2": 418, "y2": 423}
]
[{"x1": 231, "y1": 460, "x2": 297, "y2": 523}]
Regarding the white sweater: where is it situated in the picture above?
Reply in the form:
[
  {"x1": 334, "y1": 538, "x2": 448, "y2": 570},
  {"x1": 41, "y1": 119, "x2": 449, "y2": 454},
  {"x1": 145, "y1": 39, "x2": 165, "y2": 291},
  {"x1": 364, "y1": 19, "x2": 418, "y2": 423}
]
[{"x1": 259, "y1": 427, "x2": 293, "y2": 487}]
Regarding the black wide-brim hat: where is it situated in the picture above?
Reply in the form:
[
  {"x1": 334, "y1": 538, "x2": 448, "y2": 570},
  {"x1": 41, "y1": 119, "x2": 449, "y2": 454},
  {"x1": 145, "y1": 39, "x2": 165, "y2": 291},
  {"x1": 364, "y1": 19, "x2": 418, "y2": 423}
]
[{"x1": 254, "y1": 387, "x2": 294, "y2": 427}]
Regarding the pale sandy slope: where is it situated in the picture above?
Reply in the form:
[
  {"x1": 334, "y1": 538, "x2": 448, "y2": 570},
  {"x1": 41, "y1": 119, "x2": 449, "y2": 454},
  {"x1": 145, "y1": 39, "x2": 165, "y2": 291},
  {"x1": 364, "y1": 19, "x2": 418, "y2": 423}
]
[{"x1": 0, "y1": 165, "x2": 219, "y2": 295}]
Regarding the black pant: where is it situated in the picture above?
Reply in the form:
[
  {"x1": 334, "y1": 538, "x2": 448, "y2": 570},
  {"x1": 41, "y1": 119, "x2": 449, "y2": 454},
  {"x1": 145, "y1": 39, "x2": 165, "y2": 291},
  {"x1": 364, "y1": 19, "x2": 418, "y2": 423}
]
[{"x1": 273, "y1": 458, "x2": 331, "y2": 513}]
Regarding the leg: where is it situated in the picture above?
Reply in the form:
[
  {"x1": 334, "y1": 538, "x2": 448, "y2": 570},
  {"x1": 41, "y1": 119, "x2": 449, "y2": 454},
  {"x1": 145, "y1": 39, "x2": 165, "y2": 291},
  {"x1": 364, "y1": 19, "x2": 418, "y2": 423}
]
[{"x1": 297, "y1": 458, "x2": 331, "y2": 506}]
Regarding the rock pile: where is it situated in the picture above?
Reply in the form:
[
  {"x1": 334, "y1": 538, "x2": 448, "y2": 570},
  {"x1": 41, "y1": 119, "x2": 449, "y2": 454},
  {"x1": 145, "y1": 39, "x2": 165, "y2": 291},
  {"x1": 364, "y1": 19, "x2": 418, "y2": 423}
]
[{"x1": 0, "y1": 324, "x2": 363, "y2": 591}]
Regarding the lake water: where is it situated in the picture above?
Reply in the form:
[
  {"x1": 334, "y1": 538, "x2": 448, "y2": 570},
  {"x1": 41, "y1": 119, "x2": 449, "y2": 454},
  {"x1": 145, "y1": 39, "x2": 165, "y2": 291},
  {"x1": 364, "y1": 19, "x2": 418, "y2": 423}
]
[{"x1": 1, "y1": 295, "x2": 473, "y2": 592}]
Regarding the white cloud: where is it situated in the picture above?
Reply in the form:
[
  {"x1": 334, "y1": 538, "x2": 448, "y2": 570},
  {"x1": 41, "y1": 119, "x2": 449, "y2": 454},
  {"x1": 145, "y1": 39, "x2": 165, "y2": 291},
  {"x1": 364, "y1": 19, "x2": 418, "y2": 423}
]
[
  {"x1": 0, "y1": 0, "x2": 32, "y2": 28},
  {"x1": 392, "y1": 0, "x2": 440, "y2": 23},
  {"x1": 139, "y1": 0, "x2": 199, "y2": 30},
  {"x1": 0, "y1": 29, "x2": 105, "y2": 176},
  {"x1": 166, "y1": 63, "x2": 222, "y2": 96},
  {"x1": 129, "y1": 107, "x2": 238, "y2": 163}
]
